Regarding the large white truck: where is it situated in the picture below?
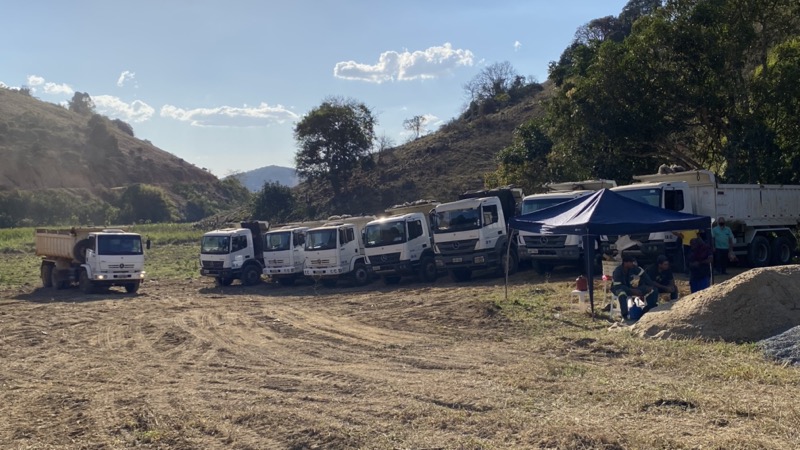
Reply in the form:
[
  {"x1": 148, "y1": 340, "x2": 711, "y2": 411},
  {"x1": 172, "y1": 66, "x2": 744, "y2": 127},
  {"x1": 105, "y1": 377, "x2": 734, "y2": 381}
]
[
  {"x1": 199, "y1": 221, "x2": 269, "y2": 286},
  {"x1": 303, "y1": 215, "x2": 375, "y2": 287},
  {"x1": 607, "y1": 169, "x2": 800, "y2": 268},
  {"x1": 432, "y1": 187, "x2": 523, "y2": 282},
  {"x1": 262, "y1": 220, "x2": 326, "y2": 286},
  {"x1": 363, "y1": 200, "x2": 439, "y2": 285},
  {"x1": 519, "y1": 180, "x2": 616, "y2": 273},
  {"x1": 35, "y1": 227, "x2": 146, "y2": 294}
]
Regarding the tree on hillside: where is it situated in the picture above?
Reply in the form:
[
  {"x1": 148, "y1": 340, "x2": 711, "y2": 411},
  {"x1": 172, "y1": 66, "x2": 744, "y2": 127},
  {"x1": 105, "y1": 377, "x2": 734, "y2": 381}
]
[
  {"x1": 69, "y1": 92, "x2": 95, "y2": 115},
  {"x1": 484, "y1": 119, "x2": 556, "y2": 193},
  {"x1": 252, "y1": 181, "x2": 295, "y2": 223},
  {"x1": 403, "y1": 115, "x2": 427, "y2": 140},
  {"x1": 294, "y1": 97, "x2": 377, "y2": 198},
  {"x1": 463, "y1": 61, "x2": 521, "y2": 104}
]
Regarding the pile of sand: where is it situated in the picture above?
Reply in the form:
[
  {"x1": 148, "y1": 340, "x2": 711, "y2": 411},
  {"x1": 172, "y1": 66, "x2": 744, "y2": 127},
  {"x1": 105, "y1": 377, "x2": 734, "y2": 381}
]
[{"x1": 631, "y1": 265, "x2": 800, "y2": 342}]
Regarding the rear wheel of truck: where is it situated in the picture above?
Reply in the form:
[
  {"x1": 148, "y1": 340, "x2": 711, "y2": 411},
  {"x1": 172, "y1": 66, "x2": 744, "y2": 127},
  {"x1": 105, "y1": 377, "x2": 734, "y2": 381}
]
[
  {"x1": 419, "y1": 257, "x2": 438, "y2": 283},
  {"x1": 240, "y1": 265, "x2": 262, "y2": 286},
  {"x1": 41, "y1": 263, "x2": 54, "y2": 288},
  {"x1": 51, "y1": 268, "x2": 67, "y2": 290},
  {"x1": 79, "y1": 270, "x2": 95, "y2": 294},
  {"x1": 277, "y1": 277, "x2": 296, "y2": 286},
  {"x1": 747, "y1": 236, "x2": 771, "y2": 267},
  {"x1": 124, "y1": 281, "x2": 140, "y2": 293},
  {"x1": 215, "y1": 276, "x2": 233, "y2": 286},
  {"x1": 352, "y1": 263, "x2": 370, "y2": 286},
  {"x1": 771, "y1": 237, "x2": 793, "y2": 265},
  {"x1": 450, "y1": 268, "x2": 472, "y2": 282}
]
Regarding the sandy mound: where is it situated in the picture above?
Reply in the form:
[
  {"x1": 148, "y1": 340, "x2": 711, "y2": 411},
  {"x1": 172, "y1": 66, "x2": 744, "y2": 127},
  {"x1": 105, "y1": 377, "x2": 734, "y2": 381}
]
[{"x1": 631, "y1": 265, "x2": 800, "y2": 342}]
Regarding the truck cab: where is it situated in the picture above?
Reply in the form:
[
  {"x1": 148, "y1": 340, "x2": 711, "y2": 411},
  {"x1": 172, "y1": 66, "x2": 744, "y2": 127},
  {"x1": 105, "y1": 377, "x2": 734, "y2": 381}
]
[
  {"x1": 432, "y1": 188, "x2": 522, "y2": 282},
  {"x1": 263, "y1": 225, "x2": 311, "y2": 286},
  {"x1": 519, "y1": 179, "x2": 616, "y2": 273},
  {"x1": 199, "y1": 221, "x2": 269, "y2": 286},
  {"x1": 364, "y1": 210, "x2": 438, "y2": 285},
  {"x1": 303, "y1": 216, "x2": 374, "y2": 287}
]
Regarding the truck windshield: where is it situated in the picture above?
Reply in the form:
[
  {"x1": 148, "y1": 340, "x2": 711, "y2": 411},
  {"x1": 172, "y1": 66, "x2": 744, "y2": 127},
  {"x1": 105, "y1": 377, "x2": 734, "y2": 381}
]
[
  {"x1": 521, "y1": 198, "x2": 572, "y2": 215},
  {"x1": 201, "y1": 236, "x2": 230, "y2": 254},
  {"x1": 615, "y1": 188, "x2": 662, "y2": 208},
  {"x1": 265, "y1": 231, "x2": 291, "y2": 252},
  {"x1": 97, "y1": 235, "x2": 143, "y2": 255},
  {"x1": 306, "y1": 229, "x2": 337, "y2": 251},
  {"x1": 433, "y1": 208, "x2": 481, "y2": 233},
  {"x1": 364, "y1": 220, "x2": 406, "y2": 247}
]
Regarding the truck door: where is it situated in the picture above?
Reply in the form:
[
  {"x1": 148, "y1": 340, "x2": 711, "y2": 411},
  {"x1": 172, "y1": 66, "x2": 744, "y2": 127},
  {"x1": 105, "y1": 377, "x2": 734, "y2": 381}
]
[{"x1": 482, "y1": 203, "x2": 501, "y2": 249}]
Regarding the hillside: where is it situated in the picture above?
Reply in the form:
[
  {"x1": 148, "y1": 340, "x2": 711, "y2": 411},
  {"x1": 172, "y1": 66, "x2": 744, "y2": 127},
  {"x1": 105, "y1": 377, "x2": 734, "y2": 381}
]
[
  {"x1": 0, "y1": 88, "x2": 250, "y2": 226},
  {"x1": 230, "y1": 165, "x2": 298, "y2": 191}
]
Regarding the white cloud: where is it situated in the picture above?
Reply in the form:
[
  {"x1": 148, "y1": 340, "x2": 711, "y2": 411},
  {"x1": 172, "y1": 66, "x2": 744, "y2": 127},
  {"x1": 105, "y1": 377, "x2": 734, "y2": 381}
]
[
  {"x1": 334, "y1": 43, "x2": 475, "y2": 83},
  {"x1": 27, "y1": 75, "x2": 45, "y2": 86},
  {"x1": 421, "y1": 113, "x2": 443, "y2": 129},
  {"x1": 43, "y1": 82, "x2": 74, "y2": 95},
  {"x1": 160, "y1": 103, "x2": 299, "y2": 127},
  {"x1": 117, "y1": 70, "x2": 136, "y2": 87},
  {"x1": 93, "y1": 95, "x2": 155, "y2": 123},
  {"x1": 513, "y1": 41, "x2": 522, "y2": 52}
]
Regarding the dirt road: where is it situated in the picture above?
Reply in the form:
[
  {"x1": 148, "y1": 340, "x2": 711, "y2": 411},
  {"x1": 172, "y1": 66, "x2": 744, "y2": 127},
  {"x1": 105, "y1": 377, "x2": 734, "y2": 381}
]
[{"x1": 1, "y1": 269, "x2": 797, "y2": 449}]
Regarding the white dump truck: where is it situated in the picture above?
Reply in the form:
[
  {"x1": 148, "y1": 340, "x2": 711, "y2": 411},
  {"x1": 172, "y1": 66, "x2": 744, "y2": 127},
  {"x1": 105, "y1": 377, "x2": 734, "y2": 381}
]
[
  {"x1": 35, "y1": 227, "x2": 146, "y2": 294},
  {"x1": 432, "y1": 187, "x2": 523, "y2": 282},
  {"x1": 199, "y1": 221, "x2": 269, "y2": 286},
  {"x1": 519, "y1": 179, "x2": 616, "y2": 273},
  {"x1": 262, "y1": 220, "x2": 326, "y2": 286},
  {"x1": 364, "y1": 200, "x2": 439, "y2": 285},
  {"x1": 303, "y1": 215, "x2": 375, "y2": 287},
  {"x1": 607, "y1": 169, "x2": 800, "y2": 268}
]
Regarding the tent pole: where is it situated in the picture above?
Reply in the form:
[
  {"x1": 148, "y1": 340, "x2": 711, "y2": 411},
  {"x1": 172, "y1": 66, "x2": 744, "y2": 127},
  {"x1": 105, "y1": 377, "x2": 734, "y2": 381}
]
[
  {"x1": 585, "y1": 234, "x2": 595, "y2": 320},
  {"x1": 504, "y1": 229, "x2": 513, "y2": 301}
]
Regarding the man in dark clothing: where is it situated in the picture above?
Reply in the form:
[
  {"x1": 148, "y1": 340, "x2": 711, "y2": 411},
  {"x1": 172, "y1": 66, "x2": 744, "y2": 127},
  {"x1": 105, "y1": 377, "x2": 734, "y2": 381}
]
[
  {"x1": 688, "y1": 237, "x2": 713, "y2": 293},
  {"x1": 645, "y1": 255, "x2": 678, "y2": 309},
  {"x1": 610, "y1": 255, "x2": 654, "y2": 320}
]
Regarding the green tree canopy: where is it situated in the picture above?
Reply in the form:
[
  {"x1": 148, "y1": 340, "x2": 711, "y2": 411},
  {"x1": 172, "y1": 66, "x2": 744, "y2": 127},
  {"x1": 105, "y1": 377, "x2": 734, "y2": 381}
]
[{"x1": 251, "y1": 181, "x2": 296, "y2": 224}]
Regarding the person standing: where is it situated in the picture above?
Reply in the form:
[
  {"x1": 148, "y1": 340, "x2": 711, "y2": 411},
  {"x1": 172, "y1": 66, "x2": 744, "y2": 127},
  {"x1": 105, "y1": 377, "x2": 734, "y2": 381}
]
[
  {"x1": 711, "y1": 217, "x2": 734, "y2": 274},
  {"x1": 674, "y1": 229, "x2": 698, "y2": 274},
  {"x1": 645, "y1": 255, "x2": 678, "y2": 307},
  {"x1": 610, "y1": 255, "x2": 653, "y2": 320},
  {"x1": 688, "y1": 237, "x2": 713, "y2": 293}
]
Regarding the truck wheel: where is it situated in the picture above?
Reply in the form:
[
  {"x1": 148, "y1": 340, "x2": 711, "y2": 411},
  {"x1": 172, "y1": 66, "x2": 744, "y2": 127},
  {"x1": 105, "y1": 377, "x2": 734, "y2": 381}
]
[
  {"x1": 450, "y1": 269, "x2": 472, "y2": 282},
  {"x1": 79, "y1": 270, "x2": 95, "y2": 294},
  {"x1": 240, "y1": 265, "x2": 262, "y2": 286},
  {"x1": 771, "y1": 237, "x2": 793, "y2": 265},
  {"x1": 497, "y1": 251, "x2": 519, "y2": 277},
  {"x1": 73, "y1": 239, "x2": 92, "y2": 264},
  {"x1": 41, "y1": 263, "x2": 54, "y2": 288},
  {"x1": 383, "y1": 275, "x2": 401, "y2": 285},
  {"x1": 277, "y1": 277, "x2": 296, "y2": 286},
  {"x1": 216, "y1": 276, "x2": 233, "y2": 286},
  {"x1": 419, "y1": 257, "x2": 438, "y2": 283},
  {"x1": 51, "y1": 268, "x2": 66, "y2": 290},
  {"x1": 352, "y1": 263, "x2": 370, "y2": 286},
  {"x1": 747, "y1": 236, "x2": 771, "y2": 267},
  {"x1": 124, "y1": 281, "x2": 140, "y2": 293}
]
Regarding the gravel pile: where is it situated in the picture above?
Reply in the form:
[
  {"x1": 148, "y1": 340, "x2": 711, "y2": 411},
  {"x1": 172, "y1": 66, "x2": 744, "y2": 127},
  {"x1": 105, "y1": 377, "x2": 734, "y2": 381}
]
[{"x1": 758, "y1": 325, "x2": 800, "y2": 366}]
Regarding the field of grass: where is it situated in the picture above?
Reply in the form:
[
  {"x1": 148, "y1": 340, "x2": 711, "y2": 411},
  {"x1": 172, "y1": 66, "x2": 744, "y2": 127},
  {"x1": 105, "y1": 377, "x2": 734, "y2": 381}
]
[{"x1": 0, "y1": 224, "x2": 203, "y2": 286}]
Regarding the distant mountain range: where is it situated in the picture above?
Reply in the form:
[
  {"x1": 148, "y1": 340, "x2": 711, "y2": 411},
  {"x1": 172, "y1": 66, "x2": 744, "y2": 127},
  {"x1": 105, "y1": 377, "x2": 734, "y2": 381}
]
[{"x1": 230, "y1": 165, "x2": 298, "y2": 191}]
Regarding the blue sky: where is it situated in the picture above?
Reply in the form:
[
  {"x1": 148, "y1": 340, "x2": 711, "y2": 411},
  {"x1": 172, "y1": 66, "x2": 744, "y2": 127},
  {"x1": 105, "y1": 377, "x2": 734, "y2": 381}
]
[{"x1": 2, "y1": 0, "x2": 629, "y2": 177}]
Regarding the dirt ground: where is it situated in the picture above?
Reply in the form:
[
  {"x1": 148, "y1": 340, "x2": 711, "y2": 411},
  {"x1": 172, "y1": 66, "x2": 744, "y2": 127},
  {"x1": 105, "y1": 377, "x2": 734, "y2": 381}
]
[{"x1": 1, "y1": 269, "x2": 799, "y2": 449}]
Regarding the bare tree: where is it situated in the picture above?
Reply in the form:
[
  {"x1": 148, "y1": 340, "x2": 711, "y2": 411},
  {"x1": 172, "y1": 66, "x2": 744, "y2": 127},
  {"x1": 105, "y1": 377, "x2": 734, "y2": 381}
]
[
  {"x1": 403, "y1": 115, "x2": 427, "y2": 140},
  {"x1": 463, "y1": 61, "x2": 519, "y2": 103}
]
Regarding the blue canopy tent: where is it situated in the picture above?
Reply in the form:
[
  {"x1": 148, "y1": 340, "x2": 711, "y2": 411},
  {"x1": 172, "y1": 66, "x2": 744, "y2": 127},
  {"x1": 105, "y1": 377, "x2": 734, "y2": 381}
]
[{"x1": 508, "y1": 189, "x2": 712, "y2": 316}]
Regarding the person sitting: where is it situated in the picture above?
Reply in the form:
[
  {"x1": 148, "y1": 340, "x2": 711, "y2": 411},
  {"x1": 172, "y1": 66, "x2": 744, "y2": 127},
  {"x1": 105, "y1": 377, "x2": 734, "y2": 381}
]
[
  {"x1": 688, "y1": 237, "x2": 713, "y2": 293},
  {"x1": 610, "y1": 255, "x2": 654, "y2": 320},
  {"x1": 645, "y1": 255, "x2": 679, "y2": 307}
]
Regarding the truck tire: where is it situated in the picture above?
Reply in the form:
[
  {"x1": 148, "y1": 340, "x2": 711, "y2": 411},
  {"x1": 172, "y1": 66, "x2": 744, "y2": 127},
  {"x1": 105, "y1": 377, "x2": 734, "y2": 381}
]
[
  {"x1": 41, "y1": 263, "x2": 54, "y2": 288},
  {"x1": 79, "y1": 269, "x2": 95, "y2": 294},
  {"x1": 418, "y1": 256, "x2": 438, "y2": 283},
  {"x1": 497, "y1": 250, "x2": 519, "y2": 277},
  {"x1": 747, "y1": 236, "x2": 771, "y2": 267},
  {"x1": 352, "y1": 263, "x2": 370, "y2": 286},
  {"x1": 450, "y1": 268, "x2": 472, "y2": 282},
  {"x1": 240, "y1": 265, "x2": 262, "y2": 286},
  {"x1": 216, "y1": 276, "x2": 233, "y2": 286},
  {"x1": 124, "y1": 281, "x2": 140, "y2": 293},
  {"x1": 73, "y1": 239, "x2": 92, "y2": 264},
  {"x1": 771, "y1": 237, "x2": 793, "y2": 266},
  {"x1": 51, "y1": 268, "x2": 67, "y2": 290}
]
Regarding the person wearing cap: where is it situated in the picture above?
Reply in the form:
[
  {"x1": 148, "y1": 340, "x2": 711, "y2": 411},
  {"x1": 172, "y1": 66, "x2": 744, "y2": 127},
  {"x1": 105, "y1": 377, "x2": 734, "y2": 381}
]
[
  {"x1": 610, "y1": 255, "x2": 653, "y2": 320},
  {"x1": 711, "y1": 217, "x2": 735, "y2": 275},
  {"x1": 644, "y1": 255, "x2": 678, "y2": 308}
]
